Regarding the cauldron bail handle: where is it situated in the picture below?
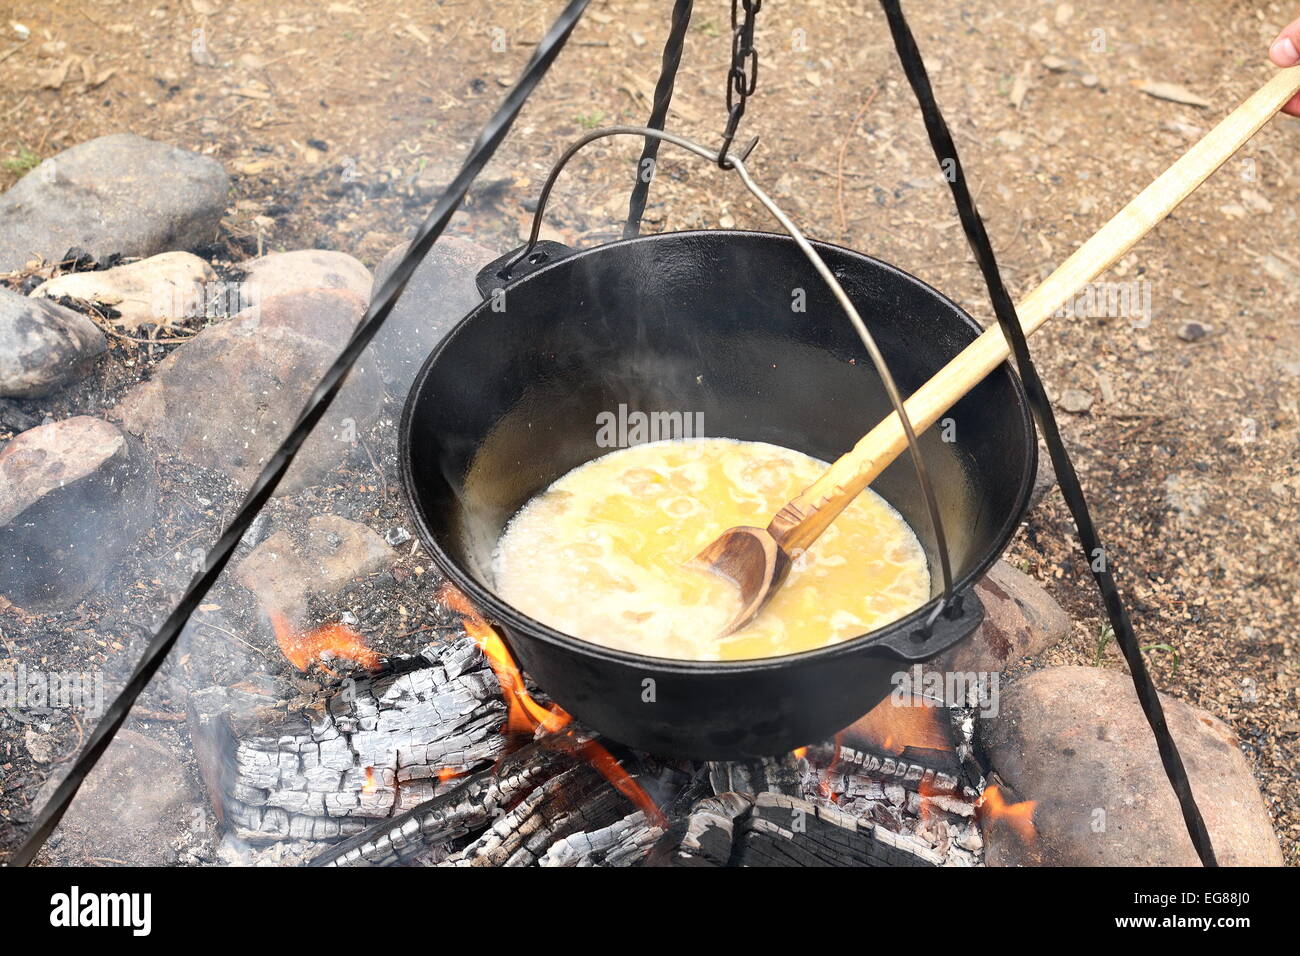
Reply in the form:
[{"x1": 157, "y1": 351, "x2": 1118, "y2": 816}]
[{"x1": 506, "y1": 125, "x2": 959, "y2": 623}]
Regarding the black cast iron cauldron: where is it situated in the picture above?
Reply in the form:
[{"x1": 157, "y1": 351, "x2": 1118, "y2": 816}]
[{"x1": 399, "y1": 230, "x2": 1037, "y2": 760}]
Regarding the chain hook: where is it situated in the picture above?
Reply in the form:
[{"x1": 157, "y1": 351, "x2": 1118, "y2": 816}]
[{"x1": 717, "y1": 0, "x2": 762, "y2": 167}]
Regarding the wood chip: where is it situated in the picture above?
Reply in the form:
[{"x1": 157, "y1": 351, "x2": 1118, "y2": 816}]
[
  {"x1": 1010, "y1": 60, "x2": 1033, "y2": 109},
  {"x1": 37, "y1": 56, "x2": 73, "y2": 89},
  {"x1": 1138, "y1": 81, "x2": 1211, "y2": 109}
]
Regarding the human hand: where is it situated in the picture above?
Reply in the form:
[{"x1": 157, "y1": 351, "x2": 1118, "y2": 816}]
[{"x1": 1268, "y1": 16, "x2": 1300, "y2": 115}]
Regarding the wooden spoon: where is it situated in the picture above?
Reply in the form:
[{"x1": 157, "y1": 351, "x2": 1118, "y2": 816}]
[{"x1": 693, "y1": 65, "x2": 1300, "y2": 636}]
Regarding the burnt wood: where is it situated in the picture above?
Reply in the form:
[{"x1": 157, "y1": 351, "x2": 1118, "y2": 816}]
[
  {"x1": 649, "y1": 792, "x2": 942, "y2": 867},
  {"x1": 188, "y1": 636, "x2": 509, "y2": 843},
  {"x1": 310, "y1": 740, "x2": 574, "y2": 867},
  {"x1": 194, "y1": 635, "x2": 980, "y2": 866}
]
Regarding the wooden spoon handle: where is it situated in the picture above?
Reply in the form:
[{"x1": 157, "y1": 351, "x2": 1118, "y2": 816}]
[{"x1": 770, "y1": 65, "x2": 1300, "y2": 556}]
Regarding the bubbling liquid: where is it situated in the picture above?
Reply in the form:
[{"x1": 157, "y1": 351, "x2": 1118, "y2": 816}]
[{"x1": 492, "y1": 438, "x2": 931, "y2": 661}]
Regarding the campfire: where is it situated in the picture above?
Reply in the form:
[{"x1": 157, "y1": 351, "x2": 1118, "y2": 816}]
[
  {"x1": 3, "y1": 0, "x2": 1291, "y2": 882},
  {"x1": 185, "y1": 581, "x2": 1034, "y2": 867}
]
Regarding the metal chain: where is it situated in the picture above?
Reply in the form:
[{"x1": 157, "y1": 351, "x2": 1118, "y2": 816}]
[{"x1": 717, "y1": 0, "x2": 761, "y2": 166}]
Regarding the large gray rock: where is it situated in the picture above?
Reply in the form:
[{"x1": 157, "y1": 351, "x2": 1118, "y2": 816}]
[
  {"x1": 930, "y1": 560, "x2": 1070, "y2": 675},
  {"x1": 114, "y1": 289, "x2": 384, "y2": 494},
  {"x1": 982, "y1": 666, "x2": 1284, "y2": 866},
  {"x1": 0, "y1": 416, "x2": 154, "y2": 609},
  {"x1": 0, "y1": 287, "x2": 106, "y2": 398},
  {"x1": 0, "y1": 134, "x2": 229, "y2": 272},
  {"x1": 369, "y1": 236, "x2": 496, "y2": 394}
]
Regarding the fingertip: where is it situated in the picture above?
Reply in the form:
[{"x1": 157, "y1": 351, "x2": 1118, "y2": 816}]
[{"x1": 1271, "y1": 33, "x2": 1300, "y2": 67}]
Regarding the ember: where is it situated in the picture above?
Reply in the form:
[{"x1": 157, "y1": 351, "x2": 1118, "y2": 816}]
[{"x1": 268, "y1": 611, "x2": 383, "y2": 673}]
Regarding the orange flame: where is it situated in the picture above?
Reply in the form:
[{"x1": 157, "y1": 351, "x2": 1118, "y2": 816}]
[
  {"x1": 438, "y1": 583, "x2": 666, "y2": 828},
  {"x1": 570, "y1": 738, "x2": 666, "y2": 826},
  {"x1": 464, "y1": 615, "x2": 571, "y2": 736},
  {"x1": 269, "y1": 610, "x2": 382, "y2": 672},
  {"x1": 361, "y1": 767, "x2": 377, "y2": 794},
  {"x1": 818, "y1": 732, "x2": 845, "y2": 802},
  {"x1": 978, "y1": 784, "x2": 1037, "y2": 844}
]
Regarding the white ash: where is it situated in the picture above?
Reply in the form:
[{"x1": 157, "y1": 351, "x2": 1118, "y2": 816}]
[{"x1": 797, "y1": 756, "x2": 985, "y2": 868}]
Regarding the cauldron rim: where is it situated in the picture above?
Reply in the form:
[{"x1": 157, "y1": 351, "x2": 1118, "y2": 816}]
[{"x1": 399, "y1": 228, "x2": 1037, "y2": 675}]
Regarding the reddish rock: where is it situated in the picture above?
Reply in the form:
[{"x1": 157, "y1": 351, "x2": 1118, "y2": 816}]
[
  {"x1": 114, "y1": 289, "x2": 383, "y2": 494},
  {"x1": 929, "y1": 560, "x2": 1069, "y2": 675},
  {"x1": 234, "y1": 514, "x2": 394, "y2": 621},
  {"x1": 37, "y1": 729, "x2": 197, "y2": 865},
  {"x1": 369, "y1": 236, "x2": 496, "y2": 393},
  {"x1": 982, "y1": 666, "x2": 1284, "y2": 866},
  {"x1": 240, "y1": 249, "x2": 372, "y2": 303},
  {"x1": 0, "y1": 416, "x2": 154, "y2": 609},
  {"x1": 244, "y1": 288, "x2": 369, "y2": 343}
]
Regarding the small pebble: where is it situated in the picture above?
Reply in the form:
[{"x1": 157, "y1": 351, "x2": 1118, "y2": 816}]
[
  {"x1": 1059, "y1": 388, "x2": 1094, "y2": 414},
  {"x1": 1176, "y1": 320, "x2": 1212, "y2": 342}
]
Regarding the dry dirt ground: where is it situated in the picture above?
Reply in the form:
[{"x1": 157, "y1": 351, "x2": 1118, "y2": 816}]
[{"x1": 0, "y1": 0, "x2": 1297, "y2": 864}]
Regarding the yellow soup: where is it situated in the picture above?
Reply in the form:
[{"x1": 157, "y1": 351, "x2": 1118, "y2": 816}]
[{"x1": 492, "y1": 438, "x2": 930, "y2": 661}]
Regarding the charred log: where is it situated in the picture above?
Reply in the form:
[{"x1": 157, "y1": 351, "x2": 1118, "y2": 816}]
[
  {"x1": 649, "y1": 792, "x2": 752, "y2": 867},
  {"x1": 309, "y1": 739, "x2": 575, "y2": 866},
  {"x1": 536, "y1": 810, "x2": 663, "y2": 867},
  {"x1": 707, "y1": 752, "x2": 804, "y2": 797},
  {"x1": 649, "y1": 792, "x2": 944, "y2": 867},
  {"x1": 806, "y1": 741, "x2": 976, "y2": 800},
  {"x1": 740, "y1": 793, "x2": 943, "y2": 867},
  {"x1": 189, "y1": 636, "x2": 509, "y2": 843},
  {"x1": 443, "y1": 764, "x2": 641, "y2": 867},
  {"x1": 191, "y1": 630, "x2": 984, "y2": 866}
]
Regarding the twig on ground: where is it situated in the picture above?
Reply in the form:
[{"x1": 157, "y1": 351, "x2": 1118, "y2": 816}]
[{"x1": 836, "y1": 81, "x2": 883, "y2": 233}]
